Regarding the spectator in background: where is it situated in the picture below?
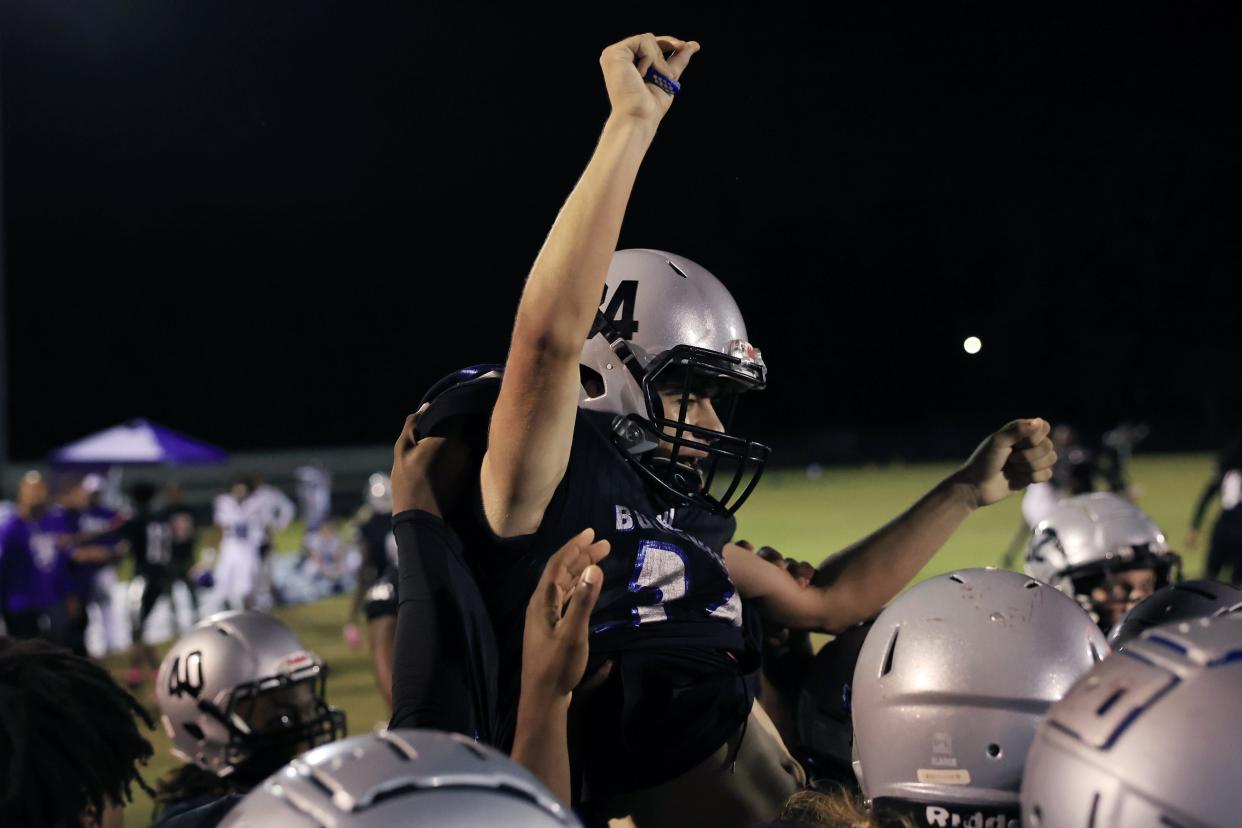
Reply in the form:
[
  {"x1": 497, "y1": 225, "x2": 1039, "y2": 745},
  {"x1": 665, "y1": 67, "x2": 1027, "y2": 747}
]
[
  {"x1": 0, "y1": 636, "x2": 154, "y2": 828},
  {"x1": 301, "y1": 521, "x2": 351, "y2": 595},
  {"x1": 163, "y1": 484, "x2": 200, "y2": 624},
  {"x1": 0, "y1": 471, "x2": 74, "y2": 644},
  {"x1": 1189, "y1": 433, "x2": 1242, "y2": 584},
  {"x1": 123, "y1": 481, "x2": 174, "y2": 688},
  {"x1": 293, "y1": 463, "x2": 332, "y2": 532}
]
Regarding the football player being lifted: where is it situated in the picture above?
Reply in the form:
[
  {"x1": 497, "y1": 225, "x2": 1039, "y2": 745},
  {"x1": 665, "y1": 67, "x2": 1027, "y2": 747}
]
[{"x1": 477, "y1": 33, "x2": 1058, "y2": 827}]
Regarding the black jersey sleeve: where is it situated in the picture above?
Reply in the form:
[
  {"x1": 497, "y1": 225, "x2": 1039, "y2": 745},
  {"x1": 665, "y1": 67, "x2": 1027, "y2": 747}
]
[{"x1": 389, "y1": 509, "x2": 499, "y2": 744}]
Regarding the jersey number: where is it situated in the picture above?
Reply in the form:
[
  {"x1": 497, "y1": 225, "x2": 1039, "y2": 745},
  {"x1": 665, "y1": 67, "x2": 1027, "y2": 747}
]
[
  {"x1": 626, "y1": 540, "x2": 742, "y2": 627},
  {"x1": 628, "y1": 540, "x2": 688, "y2": 625},
  {"x1": 600, "y1": 280, "x2": 640, "y2": 340}
]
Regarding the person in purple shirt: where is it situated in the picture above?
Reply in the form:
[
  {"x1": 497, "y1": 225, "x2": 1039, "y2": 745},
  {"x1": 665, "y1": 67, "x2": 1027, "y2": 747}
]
[
  {"x1": 0, "y1": 471, "x2": 74, "y2": 643},
  {"x1": 51, "y1": 475, "x2": 127, "y2": 655}
]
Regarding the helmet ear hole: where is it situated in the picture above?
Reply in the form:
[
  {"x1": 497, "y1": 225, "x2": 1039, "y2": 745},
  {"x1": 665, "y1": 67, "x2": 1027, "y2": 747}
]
[{"x1": 580, "y1": 365, "x2": 605, "y2": 399}]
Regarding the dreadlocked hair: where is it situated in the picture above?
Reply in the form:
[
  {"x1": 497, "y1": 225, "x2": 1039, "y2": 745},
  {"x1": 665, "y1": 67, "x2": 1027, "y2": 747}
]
[
  {"x1": 0, "y1": 637, "x2": 155, "y2": 827},
  {"x1": 154, "y1": 763, "x2": 234, "y2": 814}
]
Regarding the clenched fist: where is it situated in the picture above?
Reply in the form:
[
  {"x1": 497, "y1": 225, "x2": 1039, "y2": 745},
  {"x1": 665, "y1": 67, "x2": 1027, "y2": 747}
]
[
  {"x1": 600, "y1": 33, "x2": 700, "y2": 124},
  {"x1": 950, "y1": 418, "x2": 1058, "y2": 509}
]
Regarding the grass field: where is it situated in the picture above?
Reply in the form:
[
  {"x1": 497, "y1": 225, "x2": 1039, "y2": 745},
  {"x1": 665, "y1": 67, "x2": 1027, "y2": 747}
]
[{"x1": 111, "y1": 453, "x2": 1217, "y2": 826}]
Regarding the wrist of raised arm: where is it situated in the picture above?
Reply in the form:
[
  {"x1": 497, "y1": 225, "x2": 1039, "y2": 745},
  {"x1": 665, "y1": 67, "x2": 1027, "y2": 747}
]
[{"x1": 601, "y1": 113, "x2": 659, "y2": 147}]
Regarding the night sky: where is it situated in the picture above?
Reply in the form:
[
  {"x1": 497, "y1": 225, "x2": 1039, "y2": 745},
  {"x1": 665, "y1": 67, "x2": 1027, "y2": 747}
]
[{"x1": 3, "y1": 5, "x2": 1241, "y2": 461}]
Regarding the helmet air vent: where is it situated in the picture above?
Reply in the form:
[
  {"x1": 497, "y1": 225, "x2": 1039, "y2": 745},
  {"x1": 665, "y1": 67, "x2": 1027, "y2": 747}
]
[
  {"x1": 948, "y1": 574, "x2": 965, "y2": 584},
  {"x1": 880, "y1": 627, "x2": 899, "y2": 678},
  {"x1": 665, "y1": 260, "x2": 689, "y2": 279}
]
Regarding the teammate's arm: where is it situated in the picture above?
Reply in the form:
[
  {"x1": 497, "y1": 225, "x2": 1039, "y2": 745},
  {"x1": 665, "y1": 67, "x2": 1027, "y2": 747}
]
[
  {"x1": 512, "y1": 529, "x2": 609, "y2": 804},
  {"x1": 481, "y1": 34, "x2": 699, "y2": 538},
  {"x1": 728, "y1": 419, "x2": 1057, "y2": 632}
]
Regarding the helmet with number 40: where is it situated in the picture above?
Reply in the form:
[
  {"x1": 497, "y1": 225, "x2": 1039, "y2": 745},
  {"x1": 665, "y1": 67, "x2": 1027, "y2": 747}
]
[{"x1": 155, "y1": 610, "x2": 345, "y2": 780}]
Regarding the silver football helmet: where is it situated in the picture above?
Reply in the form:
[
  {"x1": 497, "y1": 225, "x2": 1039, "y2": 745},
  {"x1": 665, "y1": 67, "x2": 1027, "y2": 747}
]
[
  {"x1": 579, "y1": 249, "x2": 769, "y2": 514},
  {"x1": 1025, "y1": 493, "x2": 1181, "y2": 628},
  {"x1": 218, "y1": 729, "x2": 581, "y2": 827},
  {"x1": 156, "y1": 610, "x2": 345, "y2": 780},
  {"x1": 851, "y1": 569, "x2": 1107, "y2": 828},
  {"x1": 1107, "y1": 579, "x2": 1242, "y2": 650},
  {"x1": 1021, "y1": 612, "x2": 1242, "y2": 827}
]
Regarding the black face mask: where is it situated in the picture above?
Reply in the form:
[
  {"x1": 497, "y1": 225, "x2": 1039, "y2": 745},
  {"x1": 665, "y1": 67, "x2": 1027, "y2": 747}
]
[
  {"x1": 201, "y1": 670, "x2": 346, "y2": 787},
  {"x1": 600, "y1": 339, "x2": 770, "y2": 515}
]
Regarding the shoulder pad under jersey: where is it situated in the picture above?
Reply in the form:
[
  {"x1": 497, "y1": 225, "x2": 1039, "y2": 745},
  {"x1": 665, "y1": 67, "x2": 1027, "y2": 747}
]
[{"x1": 415, "y1": 364, "x2": 504, "y2": 440}]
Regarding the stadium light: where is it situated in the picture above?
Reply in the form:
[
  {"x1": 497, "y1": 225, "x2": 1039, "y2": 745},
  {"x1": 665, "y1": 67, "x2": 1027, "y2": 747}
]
[{"x1": 962, "y1": 336, "x2": 982, "y2": 355}]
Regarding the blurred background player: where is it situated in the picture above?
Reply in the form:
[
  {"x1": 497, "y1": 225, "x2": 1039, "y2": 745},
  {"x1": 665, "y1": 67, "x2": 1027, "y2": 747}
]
[
  {"x1": 344, "y1": 472, "x2": 395, "y2": 651},
  {"x1": 293, "y1": 464, "x2": 331, "y2": 534},
  {"x1": 0, "y1": 470, "x2": 74, "y2": 644},
  {"x1": 0, "y1": 636, "x2": 155, "y2": 828},
  {"x1": 164, "y1": 483, "x2": 201, "y2": 625},
  {"x1": 247, "y1": 475, "x2": 296, "y2": 607},
  {"x1": 1187, "y1": 432, "x2": 1242, "y2": 585},
  {"x1": 212, "y1": 477, "x2": 265, "y2": 611},
  {"x1": 849, "y1": 568, "x2": 1105, "y2": 828},
  {"x1": 1025, "y1": 492, "x2": 1181, "y2": 633},
  {"x1": 123, "y1": 480, "x2": 175, "y2": 687},
  {"x1": 52, "y1": 473, "x2": 126, "y2": 655},
  {"x1": 75, "y1": 473, "x2": 128, "y2": 654},
  {"x1": 151, "y1": 609, "x2": 345, "y2": 828}
]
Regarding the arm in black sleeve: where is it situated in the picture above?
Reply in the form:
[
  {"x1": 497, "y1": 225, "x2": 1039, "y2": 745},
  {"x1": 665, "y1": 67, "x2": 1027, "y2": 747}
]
[
  {"x1": 1191, "y1": 473, "x2": 1223, "y2": 531},
  {"x1": 388, "y1": 509, "x2": 480, "y2": 736}
]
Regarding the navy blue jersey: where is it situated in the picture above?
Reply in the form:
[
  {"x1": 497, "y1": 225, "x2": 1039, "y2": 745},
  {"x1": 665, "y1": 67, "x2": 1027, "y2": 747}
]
[{"x1": 482, "y1": 409, "x2": 744, "y2": 659}]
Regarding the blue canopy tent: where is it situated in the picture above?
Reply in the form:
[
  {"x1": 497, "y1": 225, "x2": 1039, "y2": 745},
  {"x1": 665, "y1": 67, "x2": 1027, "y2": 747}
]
[{"x1": 49, "y1": 418, "x2": 228, "y2": 467}]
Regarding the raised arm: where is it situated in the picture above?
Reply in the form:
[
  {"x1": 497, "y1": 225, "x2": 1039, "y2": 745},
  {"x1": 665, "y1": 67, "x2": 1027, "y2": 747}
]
[
  {"x1": 481, "y1": 34, "x2": 700, "y2": 538},
  {"x1": 729, "y1": 419, "x2": 1056, "y2": 632}
]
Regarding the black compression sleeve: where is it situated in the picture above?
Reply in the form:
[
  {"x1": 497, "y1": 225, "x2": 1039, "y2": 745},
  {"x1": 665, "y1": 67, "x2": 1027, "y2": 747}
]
[{"x1": 388, "y1": 510, "x2": 477, "y2": 735}]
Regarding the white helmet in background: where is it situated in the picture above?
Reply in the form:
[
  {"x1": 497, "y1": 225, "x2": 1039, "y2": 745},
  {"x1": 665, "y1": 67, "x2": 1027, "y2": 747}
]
[
  {"x1": 365, "y1": 472, "x2": 392, "y2": 514},
  {"x1": 1025, "y1": 493, "x2": 1181, "y2": 629},
  {"x1": 579, "y1": 249, "x2": 769, "y2": 514},
  {"x1": 218, "y1": 729, "x2": 581, "y2": 827},
  {"x1": 155, "y1": 610, "x2": 345, "y2": 782},
  {"x1": 1021, "y1": 612, "x2": 1242, "y2": 827}
]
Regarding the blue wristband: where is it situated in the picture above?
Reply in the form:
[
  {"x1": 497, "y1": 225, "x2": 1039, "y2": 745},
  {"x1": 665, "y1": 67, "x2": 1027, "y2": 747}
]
[{"x1": 644, "y1": 67, "x2": 681, "y2": 96}]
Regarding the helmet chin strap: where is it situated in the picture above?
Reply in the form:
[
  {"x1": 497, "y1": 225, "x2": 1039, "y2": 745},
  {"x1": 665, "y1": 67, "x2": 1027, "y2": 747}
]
[
  {"x1": 594, "y1": 308, "x2": 662, "y2": 458},
  {"x1": 592, "y1": 309, "x2": 648, "y2": 388}
]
